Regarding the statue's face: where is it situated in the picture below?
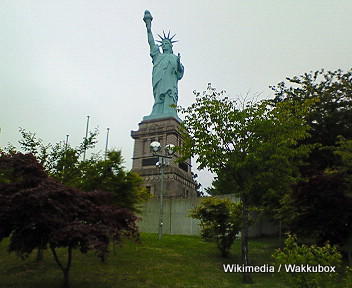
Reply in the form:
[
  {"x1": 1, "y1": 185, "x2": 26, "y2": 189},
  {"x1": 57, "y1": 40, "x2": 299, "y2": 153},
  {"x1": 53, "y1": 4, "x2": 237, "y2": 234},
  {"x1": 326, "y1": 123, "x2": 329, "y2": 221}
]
[{"x1": 161, "y1": 40, "x2": 173, "y2": 53}]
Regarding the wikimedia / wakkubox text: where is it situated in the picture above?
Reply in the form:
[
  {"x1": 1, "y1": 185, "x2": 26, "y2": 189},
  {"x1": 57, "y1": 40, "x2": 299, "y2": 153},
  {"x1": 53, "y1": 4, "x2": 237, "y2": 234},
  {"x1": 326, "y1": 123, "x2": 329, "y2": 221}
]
[{"x1": 223, "y1": 264, "x2": 336, "y2": 273}]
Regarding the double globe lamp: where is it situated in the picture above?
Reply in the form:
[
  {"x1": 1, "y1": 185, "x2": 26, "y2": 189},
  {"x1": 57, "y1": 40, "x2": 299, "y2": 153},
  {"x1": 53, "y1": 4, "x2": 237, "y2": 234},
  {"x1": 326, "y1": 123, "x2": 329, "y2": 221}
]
[{"x1": 149, "y1": 141, "x2": 176, "y2": 239}]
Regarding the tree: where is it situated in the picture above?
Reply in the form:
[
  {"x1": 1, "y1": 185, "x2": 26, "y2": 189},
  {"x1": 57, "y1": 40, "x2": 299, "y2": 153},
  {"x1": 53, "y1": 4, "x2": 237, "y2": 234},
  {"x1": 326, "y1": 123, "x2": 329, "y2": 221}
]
[
  {"x1": 10, "y1": 129, "x2": 148, "y2": 261},
  {"x1": 178, "y1": 85, "x2": 312, "y2": 283},
  {"x1": 191, "y1": 197, "x2": 242, "y2": 257},
  {"x1": 279, "y1": 136, "x2": 352, "y2": 262},
  {"x1": 205, "y1": 165, "x2": 239, "y2": 196},
  {"x1": 271, "y1": 69, "x2": 352, "y2": 248},
  {"x1": 279, "y1": 172, "x2": 352, "y2": 246},
  {"x1": 75, "y1": 150, "x2": 148, "y2": 212},
  {"x1": 16, "y1": 127, "x2": 98, "y2": 187},
  {"x1": 191, "y1": 172, "x2": 203, "y2": 196},
  {"x1": 334, "y1": 136, "x2": 352, "y2": 196},
  {"x1": 0, "y1": 152, "x2": 138, "y2": 288},
  {"x1": 12, "y1": 128, "x2": 149, "y2": 212},
  {"x1": 271, "y1": 69, "x2": 352, "y2": 175}
]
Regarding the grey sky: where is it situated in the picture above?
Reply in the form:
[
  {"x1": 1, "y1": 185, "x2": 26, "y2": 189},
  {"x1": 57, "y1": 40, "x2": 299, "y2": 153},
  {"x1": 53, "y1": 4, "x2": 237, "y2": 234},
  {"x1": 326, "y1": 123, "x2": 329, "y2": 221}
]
[{"x1": 1, "y1": 0, "x2": 351, "y2": 189}]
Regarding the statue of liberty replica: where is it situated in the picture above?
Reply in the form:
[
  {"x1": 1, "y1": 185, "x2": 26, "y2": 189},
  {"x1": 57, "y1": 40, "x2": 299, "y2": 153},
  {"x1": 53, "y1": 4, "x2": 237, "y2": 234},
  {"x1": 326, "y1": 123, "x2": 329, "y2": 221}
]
[
  {"x1": 143, "y1": 10, "x2": 184, "y2": 121},
  {"x1": 131, "y1": 10, "x2": 195, "y2": 200}
]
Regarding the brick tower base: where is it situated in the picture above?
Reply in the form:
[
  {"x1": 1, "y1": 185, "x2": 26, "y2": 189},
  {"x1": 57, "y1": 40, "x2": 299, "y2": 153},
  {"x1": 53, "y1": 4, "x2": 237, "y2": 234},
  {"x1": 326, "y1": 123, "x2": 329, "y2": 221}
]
[{"x1": 131, "y1": 117, "x2": 196, "y2": 198}]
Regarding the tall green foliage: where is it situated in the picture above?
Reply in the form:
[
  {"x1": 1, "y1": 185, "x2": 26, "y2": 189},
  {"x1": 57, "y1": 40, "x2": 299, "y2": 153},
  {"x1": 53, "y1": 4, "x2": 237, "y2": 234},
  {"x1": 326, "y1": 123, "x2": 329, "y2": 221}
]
[
  {"x1": 205, "y1": 167, "x2": 238, "y2": 196},
  {"x1": 77, "y1": 150, "x2": 148, "y2": 212},
  {"x1": 178, "y1": 86, "x2": 313, "y2": 282},
  {"x1": 334, "y1": 136, "x2": 352, "y2": 196},
  {"x1": 271, "y1": 69, "x2": 352, "y2": 175},
  {"x1": 272, "y1": 69, "x2": 352, "y2": 247},
  {"x1": 5, "y1": 128, "x2": 149, "y2": 212}
]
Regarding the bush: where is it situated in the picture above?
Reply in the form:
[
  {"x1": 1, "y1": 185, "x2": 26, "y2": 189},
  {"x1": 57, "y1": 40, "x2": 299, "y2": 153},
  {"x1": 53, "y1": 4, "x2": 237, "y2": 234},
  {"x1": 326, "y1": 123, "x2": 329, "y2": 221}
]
[
  {"x1": 272, "y1": 234, "x2": 342, "y2": 288},
  {"x1": 191, "y1": 197, "x2": 242, "y2": 257},
  {"x1": 343, "y1": 266, "x2": 352, "y2": 288}
]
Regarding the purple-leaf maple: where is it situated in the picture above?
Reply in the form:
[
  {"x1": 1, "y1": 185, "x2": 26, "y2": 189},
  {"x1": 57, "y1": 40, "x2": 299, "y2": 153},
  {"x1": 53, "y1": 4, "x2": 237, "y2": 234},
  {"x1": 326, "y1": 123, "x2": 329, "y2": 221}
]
[{"x1": 0, "y1": 152, "x2": 138, "y2": 288}]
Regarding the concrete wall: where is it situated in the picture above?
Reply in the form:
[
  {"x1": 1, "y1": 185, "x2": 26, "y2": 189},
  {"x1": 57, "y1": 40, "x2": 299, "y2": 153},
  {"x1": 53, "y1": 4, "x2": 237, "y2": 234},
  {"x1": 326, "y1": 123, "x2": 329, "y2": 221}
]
[
  {"x1": 138, "y1": 197, "x2": 201, "y2": 235},
  {"x1": 137, "y1": 195, "x2": 278, "y2": 237}
]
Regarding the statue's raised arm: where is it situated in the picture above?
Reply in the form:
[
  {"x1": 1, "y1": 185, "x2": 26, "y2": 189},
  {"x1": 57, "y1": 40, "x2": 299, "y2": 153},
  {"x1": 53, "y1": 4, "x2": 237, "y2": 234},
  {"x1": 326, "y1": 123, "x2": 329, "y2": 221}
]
[
  {"x1": 143, "y1": 10, "x2": 157, "y2": 53},
  {"x1": 142, "y1": 10, "x2": 184, "y2": 122}
]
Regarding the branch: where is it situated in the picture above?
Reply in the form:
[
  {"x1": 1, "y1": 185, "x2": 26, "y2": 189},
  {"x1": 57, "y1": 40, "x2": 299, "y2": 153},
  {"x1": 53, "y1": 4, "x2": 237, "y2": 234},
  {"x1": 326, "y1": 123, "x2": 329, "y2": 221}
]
[{"x1": 50, "y1": 246, "x2": 65, "y2": 272}]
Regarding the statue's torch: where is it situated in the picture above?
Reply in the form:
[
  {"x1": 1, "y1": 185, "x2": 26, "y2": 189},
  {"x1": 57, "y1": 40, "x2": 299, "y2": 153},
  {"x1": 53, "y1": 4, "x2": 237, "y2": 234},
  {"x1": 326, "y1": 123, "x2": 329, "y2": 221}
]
[{"x1": 143, "y1": 10, "x2": 153, "y2": 31}]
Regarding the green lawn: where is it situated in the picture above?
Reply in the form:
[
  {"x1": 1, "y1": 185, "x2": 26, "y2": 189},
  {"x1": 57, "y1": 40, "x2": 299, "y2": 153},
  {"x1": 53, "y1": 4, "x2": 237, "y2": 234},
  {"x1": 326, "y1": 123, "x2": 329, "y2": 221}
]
[{"x1": 1, "y1": 234, "x2": 288, "y2": 288}]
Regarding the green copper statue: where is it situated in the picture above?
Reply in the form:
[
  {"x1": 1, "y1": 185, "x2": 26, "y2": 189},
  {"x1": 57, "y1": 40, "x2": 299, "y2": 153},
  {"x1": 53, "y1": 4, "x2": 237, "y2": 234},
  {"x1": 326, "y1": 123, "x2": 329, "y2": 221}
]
[{"x1": 143, "y1": 10, "x2": 184, "y2": 121}]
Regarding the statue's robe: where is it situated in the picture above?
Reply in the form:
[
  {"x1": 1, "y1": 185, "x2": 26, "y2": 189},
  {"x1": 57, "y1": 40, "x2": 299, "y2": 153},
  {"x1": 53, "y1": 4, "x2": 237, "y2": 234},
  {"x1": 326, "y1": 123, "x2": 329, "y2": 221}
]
[{"x1": 149, "y1": 45, "x2": 184, "y2": 116}]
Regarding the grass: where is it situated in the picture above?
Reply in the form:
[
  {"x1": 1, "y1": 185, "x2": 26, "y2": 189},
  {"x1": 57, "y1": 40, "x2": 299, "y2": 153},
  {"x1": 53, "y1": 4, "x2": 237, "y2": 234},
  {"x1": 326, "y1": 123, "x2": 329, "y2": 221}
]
[{"x1": 1, "y1": 233, "x2": 289, "y2": 288}]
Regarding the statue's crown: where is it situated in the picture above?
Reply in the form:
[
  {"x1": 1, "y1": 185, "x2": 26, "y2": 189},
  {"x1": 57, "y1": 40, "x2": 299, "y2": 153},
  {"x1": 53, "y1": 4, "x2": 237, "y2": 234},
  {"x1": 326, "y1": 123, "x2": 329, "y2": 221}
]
[{"x1": 156, "y1": 30, "x2": 178, "y2": 45}]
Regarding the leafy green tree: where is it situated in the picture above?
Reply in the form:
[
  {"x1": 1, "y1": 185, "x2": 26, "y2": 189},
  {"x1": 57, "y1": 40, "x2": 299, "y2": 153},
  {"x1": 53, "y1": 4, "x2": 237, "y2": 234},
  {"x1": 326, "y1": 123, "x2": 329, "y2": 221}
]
[
  {"x1": 334, "y1": 138, "x2": 352, "y2": 263},
  {"x1": 205, "y1": 165, "x2": 239, "y2": 196},
  {"x1": 271, "y1": 69, "x2": 352, "y2": 175},
  {"x1": 334, "y1": 136, "x2": 352, "y2": 196},
  {"x1": 11, "y1": 128, "x2": 149, "y2": 212},
  {"x1": 191, "y1": 197, "x2": 242, "y2": 257},
  {"x1": 279, "y1": 136, "x2": 352, "y2": 262},
  {"x1": 271, "y1": 69, "x2": 352, "y2": 248},
  {"x1": 80, "y1": 150, "x2": 148, "y2": 212},
  {"x1": 17, "y1": 128, "x2": 97, "y2": 187},
  {"x1": 191, "y1": 172, "x2": 203, "y2": 196},
  {"x1": 178, "y1": 85, "x2": 312, "y2": 282},
  {"x1": 279, "y1": 172, "x2": 352, "y2": 247}
]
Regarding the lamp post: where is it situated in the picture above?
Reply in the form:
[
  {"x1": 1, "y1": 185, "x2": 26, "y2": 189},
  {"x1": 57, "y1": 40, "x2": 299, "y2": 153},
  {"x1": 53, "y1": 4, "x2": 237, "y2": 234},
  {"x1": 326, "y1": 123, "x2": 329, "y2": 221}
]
[{"x1": 150, "y1": 141, "x2": 175, "y2": 240}]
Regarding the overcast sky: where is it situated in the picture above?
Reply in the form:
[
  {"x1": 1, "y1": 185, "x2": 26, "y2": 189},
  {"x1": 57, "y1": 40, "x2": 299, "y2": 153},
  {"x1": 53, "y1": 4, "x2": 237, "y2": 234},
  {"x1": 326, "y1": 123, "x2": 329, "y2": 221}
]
[{"x1": 1, "y1": 0, "x2": 351, "y2": 189}]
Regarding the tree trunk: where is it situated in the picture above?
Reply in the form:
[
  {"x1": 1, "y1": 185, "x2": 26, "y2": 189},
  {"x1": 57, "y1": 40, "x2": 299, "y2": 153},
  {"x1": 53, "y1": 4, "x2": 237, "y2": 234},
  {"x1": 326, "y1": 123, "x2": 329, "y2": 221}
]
[
  {"x1": 63, "y1": 269, "x2": 70, "y2": 288},
  {"x1": 113, "y1": 240, "x2": 116, "y2": 255},
  {"x1": 50, "y1": 246, "x2": 73, "y2": 288},
  {"x1": 36, "y1": 248, "x2": 44, "y2": 262},
  {"x1": 241, "y1": 203, "x2": 253, "y2": 283},
  {"x1": 36, "y1": 239, "x2": 45, "y2": 262}
]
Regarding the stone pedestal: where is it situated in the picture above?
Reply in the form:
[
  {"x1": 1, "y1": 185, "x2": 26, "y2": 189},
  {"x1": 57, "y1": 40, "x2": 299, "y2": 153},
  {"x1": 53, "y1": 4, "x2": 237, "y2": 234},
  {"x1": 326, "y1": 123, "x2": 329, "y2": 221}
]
[{"x1": 131, "y1": 117, "x2": 196, "y2": 198}]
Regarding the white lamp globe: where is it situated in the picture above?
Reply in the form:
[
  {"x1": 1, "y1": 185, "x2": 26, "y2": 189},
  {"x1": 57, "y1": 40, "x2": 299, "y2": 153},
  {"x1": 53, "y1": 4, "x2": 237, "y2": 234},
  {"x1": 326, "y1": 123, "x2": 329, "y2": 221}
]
[
  {"x1": 150, "y1": 141, "x2": 161, "y2": 152},
  {"x1": 165, "y1": 144, "x2": 175, "y2": 155}
]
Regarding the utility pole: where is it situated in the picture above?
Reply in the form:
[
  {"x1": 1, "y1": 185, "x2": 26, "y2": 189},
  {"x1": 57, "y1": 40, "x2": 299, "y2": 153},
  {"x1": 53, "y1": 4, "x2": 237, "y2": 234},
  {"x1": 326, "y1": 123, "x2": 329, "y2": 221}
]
[
  {"x1": 104, "y1": 128, "x2": 110, "y2": 160},
  {"x1": 65, "y1": 134, "x2": 69, "y2": 151},
  {"x1": 83, "y1": 115, "x2": 90, "y2": 161},
  {"x1": 62, "y1": 134, "x2": 69, "y2": 181}
]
